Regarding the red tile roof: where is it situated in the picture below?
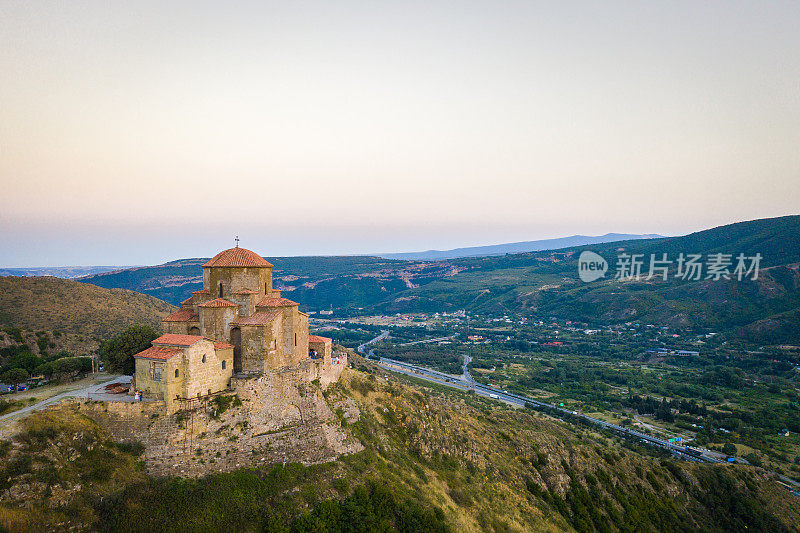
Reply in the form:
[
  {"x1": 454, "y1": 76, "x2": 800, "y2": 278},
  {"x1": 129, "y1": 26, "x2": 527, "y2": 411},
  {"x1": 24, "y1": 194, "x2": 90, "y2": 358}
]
[
  {"x1": 232, "y1": 288, "x2": 258, "y2": 295},
  {"x1": 133, "y1": 345, "x2": 182, "y2": 360},
  {"x1": 181, "y1": 297, "x2": 194, "y2": 307},
  {"x1": 231, "y1": 310, "x2": 281, "y2": 326},
  {"x1": 152, "y1": 334, "x2": 205, "y2": 347},
  {"x1": 308, "y1": 335, "x2": 332, "y2": 343},
  {"x1": 163, "y1": 308, "x2": 199, "y2": 322},
  {"x1": 203, "y1": 247, "x2": 273, "y2": 268},
  {"x1": 211, "y1": 340, "x2": 234, "y2": 349},
  {"x1": 197, "y1": 298, "x2": 238, "y2": 308},
  {"x1": 193, "y1": 289, "x2": 210, "y2": 295},
  {"x1": 256, "y1": 296, "x2": 299, "y2": 308}
]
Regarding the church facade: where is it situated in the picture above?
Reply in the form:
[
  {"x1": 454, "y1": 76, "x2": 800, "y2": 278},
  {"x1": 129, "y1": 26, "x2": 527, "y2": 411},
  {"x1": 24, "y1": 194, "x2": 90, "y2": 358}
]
[{"x1": 133, "y1": 246, "x2": 344, "y2": 409}]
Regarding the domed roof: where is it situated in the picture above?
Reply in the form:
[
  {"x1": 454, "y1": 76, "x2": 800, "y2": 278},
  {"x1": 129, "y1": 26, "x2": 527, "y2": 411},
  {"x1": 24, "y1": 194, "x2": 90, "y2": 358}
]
[{"x1": 202, "y1": 247, "x2": 273, "y2": 268}]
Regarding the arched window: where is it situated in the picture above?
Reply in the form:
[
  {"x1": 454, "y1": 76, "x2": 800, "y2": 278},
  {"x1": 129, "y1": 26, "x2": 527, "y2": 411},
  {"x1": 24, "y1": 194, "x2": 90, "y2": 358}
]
[
  {"x1": 295, "y1": 333, "x2": 297, "y2": 346},
  {"x1": 265, "y1": 282, "x2": 268, "y2": 295},
  {"x1": 219, "y1": 282, "x2": 224, "y2": 297},
  {"x1": 174, "y1": 368, "x2": 179, "y2": 378},
  {"x1": 202, "y1": 354, "x2": 206, "y2": 363},
  {"x1": 222, "y1": 360, "x2": 226, "y2": 370}
]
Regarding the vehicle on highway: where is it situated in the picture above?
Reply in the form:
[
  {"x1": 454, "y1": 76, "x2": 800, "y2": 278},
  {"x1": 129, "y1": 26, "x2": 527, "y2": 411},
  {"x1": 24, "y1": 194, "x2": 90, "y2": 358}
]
[{"x1": 684, "y1": 447, "x2": 703, "y2": 457}]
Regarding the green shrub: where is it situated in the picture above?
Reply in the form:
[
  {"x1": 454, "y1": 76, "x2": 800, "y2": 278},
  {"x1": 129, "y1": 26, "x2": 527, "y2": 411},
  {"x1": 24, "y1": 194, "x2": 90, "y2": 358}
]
[{"x1": 211, "y1": 395, "x2": 242, "y2": 419}]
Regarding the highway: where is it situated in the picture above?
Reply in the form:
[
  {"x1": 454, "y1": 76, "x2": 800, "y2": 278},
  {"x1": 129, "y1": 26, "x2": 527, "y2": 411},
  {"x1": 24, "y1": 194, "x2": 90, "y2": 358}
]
[
  {"x1": 359, "y1": 334, "x2": 800, "y2": 498},
  {"x1": 397, "y1": 334, "x2": 459, "y2": 347},
  {"x1": 373, "y1": 352, "x2": 725, "y2": 464},
  {"x1": 357, "y1": 330, "x2": 390, "y2": 356}
]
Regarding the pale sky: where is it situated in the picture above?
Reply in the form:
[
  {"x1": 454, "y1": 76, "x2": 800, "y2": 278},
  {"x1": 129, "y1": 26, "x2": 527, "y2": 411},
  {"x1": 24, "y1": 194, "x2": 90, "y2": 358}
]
[{"x1": 1, "y1": 1, "x2": 798, "y2": 267}]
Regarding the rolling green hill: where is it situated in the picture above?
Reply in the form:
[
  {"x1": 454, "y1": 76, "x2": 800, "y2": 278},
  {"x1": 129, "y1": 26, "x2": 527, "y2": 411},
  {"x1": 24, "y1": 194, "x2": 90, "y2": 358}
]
[
  {"x1": 79, "y1": 255, "x2": 459, "y2": 309},
  {"x1": 78, "y1": 215, "x2": 800, "y2": 342},
  {"x1": 369, "y1": 215, "x2": 800, "y2": 341},
  {"x1": 0, "y1": 276, "x2": 175, "y2": 341}
]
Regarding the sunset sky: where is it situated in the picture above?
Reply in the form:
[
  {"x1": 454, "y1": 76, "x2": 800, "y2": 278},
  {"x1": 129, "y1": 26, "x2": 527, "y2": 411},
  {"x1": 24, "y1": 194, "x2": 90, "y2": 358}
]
[{"x1": 1, "y1": 1, "x2": 798, "y2": 267}]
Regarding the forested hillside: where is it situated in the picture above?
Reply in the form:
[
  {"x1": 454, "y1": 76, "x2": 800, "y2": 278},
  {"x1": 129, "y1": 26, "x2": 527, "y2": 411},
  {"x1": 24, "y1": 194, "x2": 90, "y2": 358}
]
[{"x1": 78, "y1": 216, "x2": 800, "y2": 342}]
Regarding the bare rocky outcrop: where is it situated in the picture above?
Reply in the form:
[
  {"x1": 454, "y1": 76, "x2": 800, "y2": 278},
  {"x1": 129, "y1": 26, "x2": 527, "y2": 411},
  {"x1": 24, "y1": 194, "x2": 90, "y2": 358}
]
[{"x1": 75, "y1": 367, "x2": 362, "y2": 477}]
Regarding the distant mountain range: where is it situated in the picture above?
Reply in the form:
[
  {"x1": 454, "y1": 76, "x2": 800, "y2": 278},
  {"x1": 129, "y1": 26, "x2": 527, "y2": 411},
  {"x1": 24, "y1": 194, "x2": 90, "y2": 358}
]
[
  {"x1": 75, "y1": 215, "x2": 800, "y2": 344},
  {"x1": 0, "y1": 266, "x2": 133, "y2": 278},
  {"x1": 376, "y1": 233, "x2": 664, "y2": 260}
]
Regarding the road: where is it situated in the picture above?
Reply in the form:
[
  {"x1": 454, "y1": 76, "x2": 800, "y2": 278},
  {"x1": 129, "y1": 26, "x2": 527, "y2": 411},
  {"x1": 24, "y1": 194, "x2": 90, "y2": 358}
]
[
  {"x1": 367, "y1": 343, "x2": 800, "y2": 497},
  {"x1": 355, "y1": 328, "x2": 725, "y2": 464},
  {"x1": 397, "y1": 334, "x2": 458, "y2": 347},
  {"x1": 376, "y1": 354, "x2": 727, "y2": 463},
  {"x1": 356, "y1": 331, "x2": 800, "y2": 497},
  {"x1": 633, "y1": 414, "x2": 692, "y2": 445},
  {"x1": 357, "y1": 330, "x2": 390, "y2": 355},
  {"x1": 0, "y1": 375, "x2": 131, "y2": 425}
]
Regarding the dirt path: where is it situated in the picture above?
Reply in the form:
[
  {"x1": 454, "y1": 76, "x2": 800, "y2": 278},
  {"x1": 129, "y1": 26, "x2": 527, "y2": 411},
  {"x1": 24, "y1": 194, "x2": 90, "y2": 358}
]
[{"x1": 0, "y1": 374, "x2": 128, "y2": 426}]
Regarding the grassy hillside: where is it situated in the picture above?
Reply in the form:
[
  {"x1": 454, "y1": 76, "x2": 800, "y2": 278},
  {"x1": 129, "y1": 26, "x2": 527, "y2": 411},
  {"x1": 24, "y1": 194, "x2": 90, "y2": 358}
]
[
  {"x1": 0, "y1": 359, "x2": 798, "y2": 531},
  {"x1": 0, "y1": 276, "x2": 174, "y2": 341}
]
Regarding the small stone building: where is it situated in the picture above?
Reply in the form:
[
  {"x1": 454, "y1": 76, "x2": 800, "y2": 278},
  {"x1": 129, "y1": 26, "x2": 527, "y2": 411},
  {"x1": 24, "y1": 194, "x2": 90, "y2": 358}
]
[
  {"x1": 133, "y1": 246, "x2": 345, "y2": 410},
  {"x1": 133, "y1": 334, "x2": 233, "y2": 403}
]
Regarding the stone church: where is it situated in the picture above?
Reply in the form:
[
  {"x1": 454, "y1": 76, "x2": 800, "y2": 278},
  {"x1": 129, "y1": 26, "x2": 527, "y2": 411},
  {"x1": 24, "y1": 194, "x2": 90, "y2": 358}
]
[{"x1": 132, "y1": 245, "x2": 345, "y2": 410}]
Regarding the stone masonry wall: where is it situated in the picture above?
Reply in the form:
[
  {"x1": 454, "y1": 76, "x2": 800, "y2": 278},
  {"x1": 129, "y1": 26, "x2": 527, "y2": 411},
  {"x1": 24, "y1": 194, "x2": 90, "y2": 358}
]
[{"x1": 76, "y1": 364, "x2": 361, "y2": 478}]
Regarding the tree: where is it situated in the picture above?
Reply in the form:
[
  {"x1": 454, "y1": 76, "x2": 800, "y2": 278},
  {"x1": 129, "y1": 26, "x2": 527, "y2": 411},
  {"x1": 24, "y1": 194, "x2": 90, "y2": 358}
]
[
  {"x1": 1, "y1": 368, "x2": 29, "y2": 388},
  {"x1": 722, "y1": 442, "x2": 737, "y2": 456},
  {"x1": 50, "y1": 357, "x2": 92, "y2": 381},
  {"x1": 8, "y1": 351, "x2": 40, "y2": 373},
  {"x1": 100, "y1": 325, "x2": 159, "y2": 375},
  {"x1": 34, "y1": 361, "x2": 55, "y2": 380}
]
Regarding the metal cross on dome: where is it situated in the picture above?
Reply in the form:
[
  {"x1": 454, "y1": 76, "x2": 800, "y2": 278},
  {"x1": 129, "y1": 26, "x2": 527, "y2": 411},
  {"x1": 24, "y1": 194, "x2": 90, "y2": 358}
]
[{"x1": 235, "y1": 236, "x2": 240, "y2": 248}]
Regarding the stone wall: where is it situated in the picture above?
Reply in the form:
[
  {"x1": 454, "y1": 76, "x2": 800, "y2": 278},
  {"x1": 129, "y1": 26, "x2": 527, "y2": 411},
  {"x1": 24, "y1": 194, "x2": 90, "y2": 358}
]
[
  {"x1": 205, "y1": 266, "x2": 272, "y2": 299},
  {"x1": 135, "y1": 340, "x2": 233, "y2": 412},
  {"x1": 308, "y1": 344, "x2": 347, "y2": 388},
  {"x1": 183, "y1": 343, "x2": 232, "y2": 401},
  {"x1": 77, "y1": 365, "x2": 361, "y2": 478},
  {"x1": 228, "y1": 292, "x2": 256, "y2": 317},
  {"x1": 199, "y1": 305, "x2": 238, "y2": 345},
  {"x1": 241, "y1": 321, "x2": 276, "y2": 372},
  {"x1": 135, "y1": 355, "x2": 184, "y2": 406}
]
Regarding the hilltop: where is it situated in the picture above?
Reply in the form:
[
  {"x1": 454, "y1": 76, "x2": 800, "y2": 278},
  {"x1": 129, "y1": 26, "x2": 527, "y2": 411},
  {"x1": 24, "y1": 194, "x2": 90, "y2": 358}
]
[{"x1": 0, "y1": 276, "x2": 174, "y2": 352}]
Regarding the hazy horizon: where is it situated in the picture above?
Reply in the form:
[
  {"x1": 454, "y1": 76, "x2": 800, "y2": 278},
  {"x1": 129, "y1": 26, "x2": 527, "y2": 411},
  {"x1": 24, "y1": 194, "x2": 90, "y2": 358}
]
[
  {"x1": 1, "y1": 229, "x2": 675, "y2": 269},
  {"x1": 2, "y1": 2, "x2": 798, "y2": 267}
]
